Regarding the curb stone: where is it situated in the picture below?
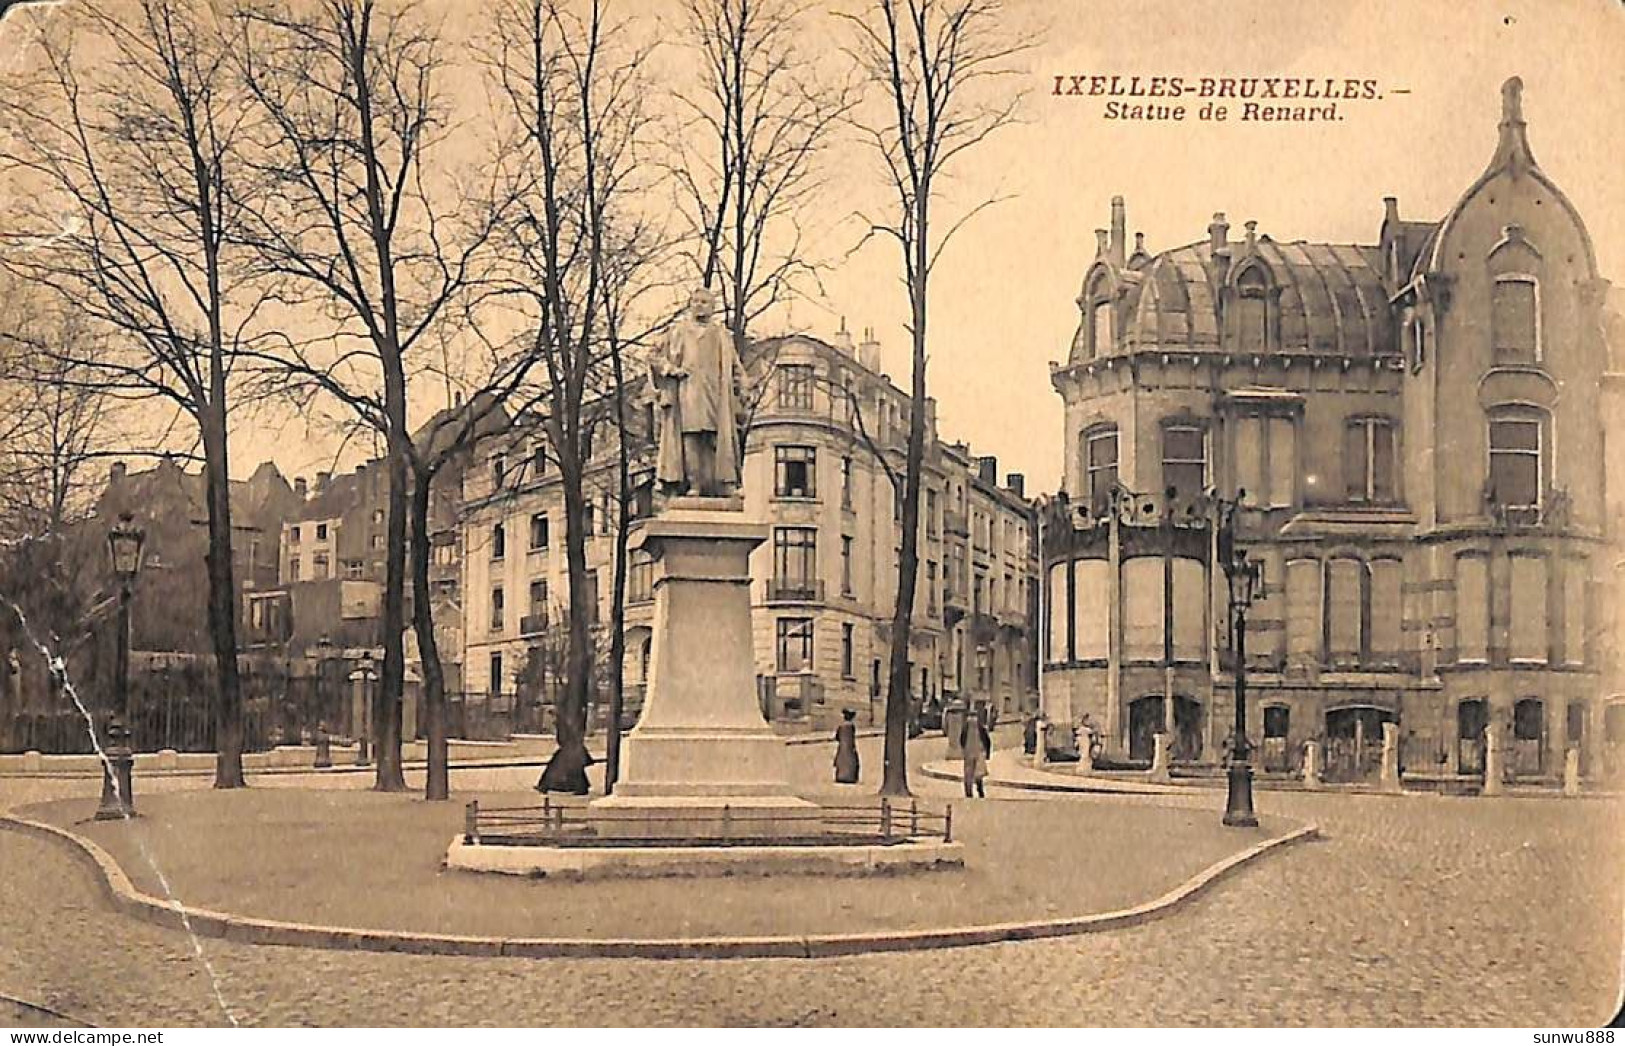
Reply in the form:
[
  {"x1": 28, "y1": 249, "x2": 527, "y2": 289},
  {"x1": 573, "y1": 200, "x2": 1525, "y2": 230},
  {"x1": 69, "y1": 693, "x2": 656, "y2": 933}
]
[{"x1": 0, "y1": 810, "x2": 1317, "y2": 960}]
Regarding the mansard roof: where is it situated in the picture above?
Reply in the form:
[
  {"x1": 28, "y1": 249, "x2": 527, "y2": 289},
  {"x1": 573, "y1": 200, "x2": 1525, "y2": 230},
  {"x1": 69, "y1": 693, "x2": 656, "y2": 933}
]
[{"x1": 1071, "y1": 234, "x2": 1394, "y2": 362}]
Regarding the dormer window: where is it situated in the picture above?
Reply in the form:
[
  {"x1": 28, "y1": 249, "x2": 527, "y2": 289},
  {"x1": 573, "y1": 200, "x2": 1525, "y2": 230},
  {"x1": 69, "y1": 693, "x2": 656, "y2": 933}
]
[
  {"x1": 1233, "y1": 268, "x2": 1268, "y2": 353},
  {"x1": 1492, "y1": 274, "x2": 1540, "y2": 362},
  {"x1": 1089, "y1": 290, "x2": 1113, "y2": 359}
]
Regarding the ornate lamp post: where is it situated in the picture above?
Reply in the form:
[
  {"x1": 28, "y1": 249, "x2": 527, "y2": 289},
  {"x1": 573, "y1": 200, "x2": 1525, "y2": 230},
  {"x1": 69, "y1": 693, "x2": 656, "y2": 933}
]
[
  {"x1": 1219, "y1": 504, "x2": 1262, "y2": 828},
  {"x1": 96, "y1": 512, "x2": 145, "y2": 821}
]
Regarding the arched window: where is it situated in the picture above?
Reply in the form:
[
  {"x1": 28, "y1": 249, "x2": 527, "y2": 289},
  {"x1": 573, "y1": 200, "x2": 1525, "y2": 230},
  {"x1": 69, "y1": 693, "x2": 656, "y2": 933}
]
[
  {"x1": 1487, "y1": 406, "x2": 1546, "y2": 520},
  {"x1": 1492, "y1": 275, "x2": 1540, "y2": 362},
  {"x1": 1233, "y1": 267, "x2": 1269, "y2": 353},
  {"x1": 1088, "y1": 276, "x2": 1114, "y2": 358}
]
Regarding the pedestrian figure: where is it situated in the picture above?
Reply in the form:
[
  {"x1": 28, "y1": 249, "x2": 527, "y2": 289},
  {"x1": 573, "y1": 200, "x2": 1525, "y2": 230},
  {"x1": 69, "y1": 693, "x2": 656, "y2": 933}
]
[
  {"x1": 833, "y1": 708, "x2": 860, "y2": 784},
  {"x1": 960, "y1": 702, "x2": 992, "y2": 798}
]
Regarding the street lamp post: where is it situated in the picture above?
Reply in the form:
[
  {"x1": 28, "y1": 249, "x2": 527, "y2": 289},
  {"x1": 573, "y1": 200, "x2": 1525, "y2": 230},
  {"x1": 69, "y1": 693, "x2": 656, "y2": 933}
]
[
  {"x1": 96, "y1": 512, "x2": 145, "y2": 821},
  {"x1": 1219, "y1": 502, "x2": 1262, "y2": 829}
]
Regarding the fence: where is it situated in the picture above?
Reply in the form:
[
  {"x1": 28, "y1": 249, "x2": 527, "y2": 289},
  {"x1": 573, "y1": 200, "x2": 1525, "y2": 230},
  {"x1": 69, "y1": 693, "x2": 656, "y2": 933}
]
[{"x1": 463, "y1": 796, "x2": 954, "y2": 847}]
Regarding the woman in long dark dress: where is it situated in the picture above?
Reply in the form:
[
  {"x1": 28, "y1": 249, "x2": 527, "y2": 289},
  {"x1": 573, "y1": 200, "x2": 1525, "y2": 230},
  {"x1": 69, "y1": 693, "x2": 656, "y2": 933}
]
[{"x1": 833, "y1": 708, "x2": 860, "y2": 784}]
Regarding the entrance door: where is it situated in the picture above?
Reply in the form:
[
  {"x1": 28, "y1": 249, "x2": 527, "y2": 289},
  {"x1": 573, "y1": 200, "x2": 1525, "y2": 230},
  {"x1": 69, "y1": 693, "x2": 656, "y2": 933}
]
[
  {"x1": 1261, "y1": 705, "x2": 1291, "y2": 772},
  {"x1": 1128, "y1": 697, "x2": 1161, "y2": 762},
  {"x1": 1566, "y1": 702, "x2": 1586, "y2": 774},
  {"x1": 1512, "y1": 698, "x2": 1544, "y2": 777},
  {"x1": 1325, "y1": 706, "x2": 1392, "y2": 781},
  {"x1": 1604, "y1": 702, "x2": 1625, "y2": 779},
  {"x1": 1458, "y1": 699, "x2": 1489, "y2": 776},
  {"x1": 1127, "y1": 695, "x2": 1204, "y2": 763}
]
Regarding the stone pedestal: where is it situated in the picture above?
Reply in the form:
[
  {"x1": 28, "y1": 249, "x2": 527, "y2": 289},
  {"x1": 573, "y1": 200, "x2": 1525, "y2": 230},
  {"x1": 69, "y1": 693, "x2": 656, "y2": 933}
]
[
  {"x1": 1149, "y1": 732, "x2": 1171, "y2": 782},
  {"x1": 1563, "y1": 746, "x2": 1581, "y2": 797},
  {"x1": 592, "y1": 498, "x2": 815, "y2": 834},
  {"x1": 1482, "y1": 725, "x2": 1504, "y2": 797},
  {"x1": 1302, "y1": 740, "x2": 1322, "y2": 790},
  {"x1": 1379, "y1": 722, "x2": 1402, "y2": 793},
  {"x1": 1033, "y1": 719, "x2": 1048, "y2": 769}
]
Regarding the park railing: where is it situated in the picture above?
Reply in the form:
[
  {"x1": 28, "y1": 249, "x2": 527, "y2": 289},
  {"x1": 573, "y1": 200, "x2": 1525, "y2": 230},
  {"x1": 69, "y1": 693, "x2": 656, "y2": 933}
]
[{"x1": 462, "y1": 796, "x2": 954, "y2": 848}]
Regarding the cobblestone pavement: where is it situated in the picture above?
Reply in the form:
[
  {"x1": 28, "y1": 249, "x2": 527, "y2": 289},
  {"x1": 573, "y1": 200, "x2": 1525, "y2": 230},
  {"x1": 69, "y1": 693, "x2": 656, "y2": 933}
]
[{"x1": 1, "y1": 736, "x2": 1620, "y2": 1027}]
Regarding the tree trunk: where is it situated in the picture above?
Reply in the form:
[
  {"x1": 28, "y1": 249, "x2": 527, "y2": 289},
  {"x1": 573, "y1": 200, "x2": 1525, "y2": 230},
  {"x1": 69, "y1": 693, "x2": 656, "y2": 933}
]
[
  {"x1": 200, "y1": 399, "x2": 245, "y2": 789},
  {"x1": 409, "y1": 465, "x2": 449, "y2": 800},
  {"x1": 881, "y1": 204, "x2": 932, "y2": 798},
  {"x1": 537, "y1": 449, "x2": 592, "y2": 794},
  {"x1": 604, "y1": 350, "x2": 633, "y2": 794},
  {"x1": 373, "y1": 407, "x2": 409, "y2": 792}
]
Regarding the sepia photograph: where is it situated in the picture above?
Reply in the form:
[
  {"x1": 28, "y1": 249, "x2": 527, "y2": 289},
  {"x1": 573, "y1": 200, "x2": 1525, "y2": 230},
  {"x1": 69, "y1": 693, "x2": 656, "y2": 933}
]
[{"x1": 0, "y1": 0, "x2": 1621, "y2": 1032}]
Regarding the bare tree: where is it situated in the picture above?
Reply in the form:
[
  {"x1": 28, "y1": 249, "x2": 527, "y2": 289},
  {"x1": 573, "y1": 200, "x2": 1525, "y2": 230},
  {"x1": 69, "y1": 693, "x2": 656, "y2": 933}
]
[
  {"x1": 672, "y1": 0, "x2": 854, "y2": 350},
  {"x1": 485, "y1": 0, "x2": 656, "y2": 794},
  {"x1": 231, "y1": 0, "x2": 505, "y2": 792},
  {"x1": 403, "y1": 321, "x2": 549, "y2": 802},
  {"x1": 0, "y1": 296, "x2": 113, "y2": 542},
  {"x1": 840, "y1": 0, "x2": 1027, "y2": 795},
  {"x1": 0, "y1": 0, "x2": 275, "y2": 788}
]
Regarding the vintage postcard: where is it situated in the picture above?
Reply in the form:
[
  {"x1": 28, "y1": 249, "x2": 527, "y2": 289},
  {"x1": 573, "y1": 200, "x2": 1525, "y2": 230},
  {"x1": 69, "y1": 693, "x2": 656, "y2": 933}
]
[{"x1": 0, "y1": 0, "x2": 1620, "y2": 1032}]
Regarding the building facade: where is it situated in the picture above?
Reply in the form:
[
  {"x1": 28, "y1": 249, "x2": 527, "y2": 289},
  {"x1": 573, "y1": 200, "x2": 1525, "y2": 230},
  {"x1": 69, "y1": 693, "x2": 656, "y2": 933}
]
[
  {"x1": 1043, "y1": 79, "x2": 1622, "y2": 782},
  {"x1": 459, "y1": 329, "x2": 1040, "y2": 726}
]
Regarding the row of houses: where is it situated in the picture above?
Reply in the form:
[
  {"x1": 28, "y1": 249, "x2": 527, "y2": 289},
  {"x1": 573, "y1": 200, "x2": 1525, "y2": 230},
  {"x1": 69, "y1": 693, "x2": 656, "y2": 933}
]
[{"x1": 43, "y1": 327, "x2": 1040, "y2": 734}]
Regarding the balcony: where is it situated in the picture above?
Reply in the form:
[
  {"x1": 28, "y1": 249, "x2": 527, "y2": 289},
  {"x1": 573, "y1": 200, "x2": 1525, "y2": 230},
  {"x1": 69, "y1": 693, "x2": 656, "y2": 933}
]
[
  {"x1": 519, "y1": 613, "x2": 549, "y2": 636},
  {"x1": 766, "y1": 578, "x2": 825, "y2": 604}
]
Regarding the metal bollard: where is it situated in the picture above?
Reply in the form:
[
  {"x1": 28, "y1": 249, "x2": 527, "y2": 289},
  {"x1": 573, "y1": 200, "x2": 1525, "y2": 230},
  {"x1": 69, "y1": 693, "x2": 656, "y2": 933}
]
[
  {"x1": 880, "y1": 797, "x2": 892, "y2": 840},
  {"x1": 722, "y1": 803, "x2": 732, "y2": 840},
  {"x1": 464, "y1": 799, "x2": 479, "y2": 845},
  {"x1": 944, "y1": 803, "x2": 953, "y2": 844},
  {"x1": 909, "y1": 799, "x2": 919, "y2": 837}
]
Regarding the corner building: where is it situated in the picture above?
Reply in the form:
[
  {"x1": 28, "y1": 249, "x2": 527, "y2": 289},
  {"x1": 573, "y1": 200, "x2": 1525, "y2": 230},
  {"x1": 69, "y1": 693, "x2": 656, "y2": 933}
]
[{"x1": 1043, "y1": 79, "x2": 1623, "y2": 783}]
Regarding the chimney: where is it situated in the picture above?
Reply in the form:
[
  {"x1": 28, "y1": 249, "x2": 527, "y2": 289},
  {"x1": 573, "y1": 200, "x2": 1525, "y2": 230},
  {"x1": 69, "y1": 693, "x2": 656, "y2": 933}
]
[
  {"x1": 858, "y1": 327, "x2": 881, "y2": 372},
  {"x1": 109, "y1": 461, "x2": 127, "y2": 484},
  {"x1": 316, "y1": 471, "x2": 331, "y2": 494},
  {"x1": 834, "y1": 316, "x2": 854, "y2": 354},
  {"x1": 1109, "y1": 195, "x2": 1126, "y2": 265},
  {"x1": 977, "y1": 455, "x2": 997, "y2": 485},
  {"x1": 1093, "y1": 229, "x2": 1109, "y2": 257},
  {"x1": 294, "y1": 476, "x2": 307, "y2": 500},
  {"x1": 1005, "y1": 472, "x2": 1026, "y2": 498},
  {"x1": 1383, "y1": 196, "x2": 1399, "y2": 224},
  {"x1": 1131, "y1": 231, "x2": 1147, "y2": 262},
  {"x1": 1208, "y1": 212, "x2": 1230, "y2": 252},
  {"x1": 1244, "y1": 219, "x2": 1258, "y2": 248}
]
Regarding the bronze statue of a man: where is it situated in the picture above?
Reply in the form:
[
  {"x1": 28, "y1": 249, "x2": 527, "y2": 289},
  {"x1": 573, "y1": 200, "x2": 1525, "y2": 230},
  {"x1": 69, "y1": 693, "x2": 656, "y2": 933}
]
[{"x1": 652, "y1": 287, "x2": 746, "y2": 497}]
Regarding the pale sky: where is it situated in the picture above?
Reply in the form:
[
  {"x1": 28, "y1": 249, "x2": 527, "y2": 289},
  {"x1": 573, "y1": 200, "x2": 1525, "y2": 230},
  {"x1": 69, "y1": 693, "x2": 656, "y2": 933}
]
[{"x1": 6, "y1": 0, "x2": 1624, "y2": 495}]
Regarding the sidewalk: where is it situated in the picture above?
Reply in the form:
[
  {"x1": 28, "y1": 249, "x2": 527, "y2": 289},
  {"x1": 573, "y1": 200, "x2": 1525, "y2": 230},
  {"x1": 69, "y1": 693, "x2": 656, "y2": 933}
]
[
  {"x1": 0, "y1": 725, "x2": 879, "y2": 779},
  {"x1": 931, "y1": 750, "x2": 1624, "y2": 803}
]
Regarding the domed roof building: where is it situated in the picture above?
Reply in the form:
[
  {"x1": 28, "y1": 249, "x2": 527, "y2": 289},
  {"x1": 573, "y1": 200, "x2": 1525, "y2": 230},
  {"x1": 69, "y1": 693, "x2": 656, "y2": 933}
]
[{"x1": 1042, "y1": 79, "x2": 1623, "y2": 788}]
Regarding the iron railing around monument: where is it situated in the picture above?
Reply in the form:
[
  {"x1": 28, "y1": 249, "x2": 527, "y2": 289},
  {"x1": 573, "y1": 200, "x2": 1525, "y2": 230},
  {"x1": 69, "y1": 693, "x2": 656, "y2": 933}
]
[{"x1": 462, "y1": 796, "x2": 954, "y2": 847}]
